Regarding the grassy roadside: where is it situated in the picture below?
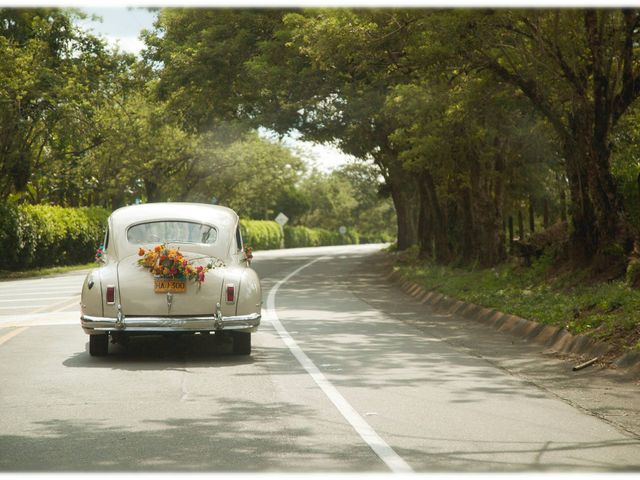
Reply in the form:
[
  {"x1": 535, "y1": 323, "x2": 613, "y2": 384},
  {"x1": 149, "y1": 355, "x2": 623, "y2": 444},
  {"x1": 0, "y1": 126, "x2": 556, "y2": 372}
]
[
  {"x1": 0, "y1": 262, "x2": 94, "y2": 281},
  {"x1": 393, "y1": 248, "x2": 640, "y2": 353}
]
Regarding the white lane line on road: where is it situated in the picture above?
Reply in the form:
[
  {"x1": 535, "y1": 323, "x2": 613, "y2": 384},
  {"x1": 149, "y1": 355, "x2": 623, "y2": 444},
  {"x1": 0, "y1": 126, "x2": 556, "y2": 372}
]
[
  {"x1": 264, "y1": 257, "x2": 414, "y2": 474},
  {"x1": 0, "y1": 327, "x2": 28, "y2": 346},
  {"x1": 0, "y1": 287, "x2": 81, "y2": 295},
  {"x1": 0, "y1": 296, "x2": 76, "y2": 304},
  {"x1": 0, "y1": 295, "x2": 81, "y2": 326}
]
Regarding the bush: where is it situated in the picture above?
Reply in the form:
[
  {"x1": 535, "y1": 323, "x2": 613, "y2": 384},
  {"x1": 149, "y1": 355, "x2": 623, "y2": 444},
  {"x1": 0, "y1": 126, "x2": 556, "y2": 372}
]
[
  {"x1": 359, "y1": 232, "x2": 393, "y2": 244},
  {"x1": 0, "y1": 201, "x2": 369, "y2": 269},
  {"x1": 240, "y1": 219, "x2": 284, "y2": 250},
  {"x1": 283, "y1": 225, "x2": 360, "y2": 248},
  {"x1": 283, "y1": 226, "x2": 321, "y2": 248},
  {"x1": 0, "y1": 203, "x2": 110, "y2": 270},
  {"x1": 0, "y1": 202, "x2": 22, "y2": 269}
]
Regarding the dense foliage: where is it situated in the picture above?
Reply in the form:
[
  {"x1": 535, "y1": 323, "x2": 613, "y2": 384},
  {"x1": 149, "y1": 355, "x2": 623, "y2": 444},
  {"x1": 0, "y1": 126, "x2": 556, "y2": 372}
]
[
  {"x1": 0, "y1": 203, "x2": 109, "y2": 269},
  {"x1": 0, "y1": 8, "x2": 393, "y2": 256},
  {"x1": 239, "y1": 219, "x2": 284, "y2": 251},
  {"x1": 0, "y1": 205, "x2": 364, "y2": 271},
  {"x1": 5, "y1": 7, "x2": 640, "y2": 279},
  {"x1": 144, "y1": 8, "x2": 640, "y2": 276},
  {"x1": 284, "y1": 225, "x2": 359, "y2": 248}
]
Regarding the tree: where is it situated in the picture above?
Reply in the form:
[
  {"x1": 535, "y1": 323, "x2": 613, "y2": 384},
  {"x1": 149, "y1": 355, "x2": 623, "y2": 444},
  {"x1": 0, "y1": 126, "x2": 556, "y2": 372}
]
[
  {"x1": 145, "y1": 8, "x2": 421, "y2": 249},
  {"x1": 295, "y1": 165, "x2": 396, "y2": 241},
  {"x1": 428, "y1": 9, "x2": 640, "y2": 267},
  {"x1": 0, "y1": 8, "x2": 133, "y2": 203},
  {"x1": 386, "y1": 70, "x2": 562, "y2": 265}
]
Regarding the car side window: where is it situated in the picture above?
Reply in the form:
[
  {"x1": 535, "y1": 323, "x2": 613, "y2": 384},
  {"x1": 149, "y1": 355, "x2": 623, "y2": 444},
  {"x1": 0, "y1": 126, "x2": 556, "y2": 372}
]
[
  {"x1": 236, "y1": 226, "x2": 243, "y2": 252},
  {"x1": 103, "y1": 227, "x2": 109, "y2": 250}
]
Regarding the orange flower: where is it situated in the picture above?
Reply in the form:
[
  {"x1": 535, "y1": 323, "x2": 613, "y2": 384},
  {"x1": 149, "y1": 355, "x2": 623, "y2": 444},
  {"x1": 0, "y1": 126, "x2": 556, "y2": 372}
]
[
  {"x1": 138, "y1": 247, "x2": 146, "y2": 256},
  {"x1": 154, "y1": 245, "x2": 161, "y2": 253}
]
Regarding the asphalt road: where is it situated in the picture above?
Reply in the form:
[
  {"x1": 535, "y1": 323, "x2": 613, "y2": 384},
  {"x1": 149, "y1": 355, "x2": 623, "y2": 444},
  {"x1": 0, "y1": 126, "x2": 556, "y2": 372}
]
[{"x1": 0, "y1": 244, "x2": 639, "y2": 472}]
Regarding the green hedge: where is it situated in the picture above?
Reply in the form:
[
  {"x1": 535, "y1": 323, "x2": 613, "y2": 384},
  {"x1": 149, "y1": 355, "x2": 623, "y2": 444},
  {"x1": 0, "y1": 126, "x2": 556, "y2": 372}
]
[
  {"x1": 283, "y1": 225, "x2": 360, "y2": 248},
  {"x1": 0, "y1": 203, "x2": 369, "y2": 270},
  {"x1": 240, "y1": 219, "x2": 284, "y2": 250},
  {"x1": 283, "y1": 225, "x2": 321, "y2": 247},
  {"x1": 239, "y1": 221, "x2": 361, "y2": 250},
  {"x1": 359, "y1": 232, "x2": 393, "y2": 244},
  {"x1": 0, "y1": 203, "x2": 110, "y2": 270}
]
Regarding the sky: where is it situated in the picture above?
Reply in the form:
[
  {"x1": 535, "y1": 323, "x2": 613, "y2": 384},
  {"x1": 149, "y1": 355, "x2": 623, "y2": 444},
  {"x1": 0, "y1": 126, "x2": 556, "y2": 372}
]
[
  {"x1": 77, "y1": 7, "x2": 155, "y2": 55},
  {"x1": 75, "y1": 7, "x2": 356, "y2": 173}
]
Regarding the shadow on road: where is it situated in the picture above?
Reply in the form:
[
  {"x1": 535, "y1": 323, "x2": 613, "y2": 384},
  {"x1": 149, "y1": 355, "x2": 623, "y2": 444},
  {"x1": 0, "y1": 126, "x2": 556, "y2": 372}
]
[
  {"x1": 1, "y1": 410, "x2": 638, "y2": 471},
  {"x1": 0, "y1": 398, "x2": 375, "y2": 472},
  {"x1": 63, "y1": 334, "x2": 255, "y2": 371}
]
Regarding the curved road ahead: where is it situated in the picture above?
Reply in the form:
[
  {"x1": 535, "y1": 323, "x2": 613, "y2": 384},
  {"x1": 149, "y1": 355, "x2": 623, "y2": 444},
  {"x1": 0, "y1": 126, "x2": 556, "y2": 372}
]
[{"x1": 0, "y1": 244, "x2": 639, "y2": 472}]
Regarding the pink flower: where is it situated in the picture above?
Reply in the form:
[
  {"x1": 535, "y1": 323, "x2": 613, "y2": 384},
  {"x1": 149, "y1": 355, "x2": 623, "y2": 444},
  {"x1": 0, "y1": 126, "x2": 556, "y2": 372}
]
[{"x1": 198, "y1": 271, "x2": 205, "y2": 283}]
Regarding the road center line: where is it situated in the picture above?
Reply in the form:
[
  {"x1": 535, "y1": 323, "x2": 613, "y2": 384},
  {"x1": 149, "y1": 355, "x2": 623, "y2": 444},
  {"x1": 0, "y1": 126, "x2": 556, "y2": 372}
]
[
  {"x1": 264, "y1": 257, "x2": 414, "y2": 474},
  {"x1": 0, "y1": 327, "x2": 29, "y2": 346}
]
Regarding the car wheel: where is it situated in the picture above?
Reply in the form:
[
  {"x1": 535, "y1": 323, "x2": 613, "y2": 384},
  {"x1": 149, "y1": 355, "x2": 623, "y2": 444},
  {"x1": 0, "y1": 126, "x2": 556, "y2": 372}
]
[
  {"x1": 231, "y1": 331, "x2": 251, "y2": 355},
  {"x1": 89, "y1": 334, "x2": 109, "y2": 356}
]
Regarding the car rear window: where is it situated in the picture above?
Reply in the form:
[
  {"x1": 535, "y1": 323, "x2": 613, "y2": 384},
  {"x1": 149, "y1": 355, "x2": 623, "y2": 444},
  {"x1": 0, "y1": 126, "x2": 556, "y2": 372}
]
[{"x1": 127, "y1": 221, "x2": 217, "y2": 245}]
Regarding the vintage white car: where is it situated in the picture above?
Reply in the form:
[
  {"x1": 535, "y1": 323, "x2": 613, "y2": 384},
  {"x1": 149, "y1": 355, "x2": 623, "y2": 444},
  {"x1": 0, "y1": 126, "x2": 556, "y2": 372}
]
[{"x1": 80, "y1": 202, "x2": 261, "y2": 356}]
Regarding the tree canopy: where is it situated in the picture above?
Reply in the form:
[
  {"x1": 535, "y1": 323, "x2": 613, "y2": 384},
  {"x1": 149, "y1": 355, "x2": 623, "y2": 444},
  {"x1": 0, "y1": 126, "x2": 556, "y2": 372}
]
[{"x1": 5, "y1": 7, "x2": 640, "y2": 273}]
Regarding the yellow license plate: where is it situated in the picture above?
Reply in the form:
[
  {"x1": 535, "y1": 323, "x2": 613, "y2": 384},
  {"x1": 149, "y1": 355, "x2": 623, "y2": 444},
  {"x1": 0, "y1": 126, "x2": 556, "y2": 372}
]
[{"x1": 154, "y1": 279, "x2": 186, "y2": 293}]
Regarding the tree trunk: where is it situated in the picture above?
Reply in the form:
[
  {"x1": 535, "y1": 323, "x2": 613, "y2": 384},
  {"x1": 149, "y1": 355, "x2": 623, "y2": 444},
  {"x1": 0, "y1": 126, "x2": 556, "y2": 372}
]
[
  {"x1": 508, "y1": 215, "x2": 514, "y2": 251},
  {"x1": 460, "y1": 185, "x2": 475, "y2": 263},
  {"x1": 543, "y1": 199, "x2": 550, "y2": 229},
  {"x1": 518, "y1": 210, "x2": 524, "y2": 240},
  {"x1": 565, "y1": 150, "x2": 597, "y2": 264},
  {"x1": 529, "y1": 197, "x2": 535, "y2": 234},
  {"x1": 563, "y1": 110, "x2": 631, "y2": 265},
  {"x1": 588, "y1": 122, "x2": 632, "y2": 256},
  {"x1": 376, "y1": 146, "x2": 419, "y2": 251},
  {"x1": 421, "y1": 170, "x2": 451, "y2": 262},
  {"x1": 388, "y1": 173, "x2": 419, "y2": 251},
  {"x1": 145, "y1": 179, "x2": 161, "y2": 203},
  {"x1": 417, "y1": 179, "x2": 433, "y2": 259},
  {"x1": 489, "y1": 149, "x2": 507, "y2": 264},
  {"x1": 559, "y1": 182, "x2": 567, "y2": 223}
]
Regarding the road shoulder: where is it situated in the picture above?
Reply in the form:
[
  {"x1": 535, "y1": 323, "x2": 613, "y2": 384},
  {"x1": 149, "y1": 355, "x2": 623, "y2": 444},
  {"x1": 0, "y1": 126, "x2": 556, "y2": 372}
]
[{"x1": 348, "y1": 252, "x2": 640, "y2": 440}]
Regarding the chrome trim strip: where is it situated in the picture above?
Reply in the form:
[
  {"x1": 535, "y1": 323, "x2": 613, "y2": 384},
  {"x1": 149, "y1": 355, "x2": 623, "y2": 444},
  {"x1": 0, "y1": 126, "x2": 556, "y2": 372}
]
[{"x1": 81, "y1": 312, "x2": 261, "y2": 333}]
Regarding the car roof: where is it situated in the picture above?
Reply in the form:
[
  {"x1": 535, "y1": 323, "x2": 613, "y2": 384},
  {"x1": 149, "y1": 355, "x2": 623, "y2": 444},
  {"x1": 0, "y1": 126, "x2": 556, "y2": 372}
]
[{"x1": 109, "y1": 202, "x2": 238, "y2": 231}]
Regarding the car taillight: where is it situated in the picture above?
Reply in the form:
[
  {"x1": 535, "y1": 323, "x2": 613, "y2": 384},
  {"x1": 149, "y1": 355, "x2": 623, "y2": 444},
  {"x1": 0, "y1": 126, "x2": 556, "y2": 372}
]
[
  {"x1": 226, "y1": 283, "x2": 235, "y2": 303},
  {"x1": 106, "y1": 285, "x2": 115, "y2": 304}
]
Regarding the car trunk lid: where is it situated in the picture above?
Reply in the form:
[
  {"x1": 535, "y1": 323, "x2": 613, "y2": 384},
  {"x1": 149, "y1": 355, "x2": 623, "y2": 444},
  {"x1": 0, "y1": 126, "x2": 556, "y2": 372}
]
[{"x1": 116, "y1": 252, "x2": 225, "y2": 316}]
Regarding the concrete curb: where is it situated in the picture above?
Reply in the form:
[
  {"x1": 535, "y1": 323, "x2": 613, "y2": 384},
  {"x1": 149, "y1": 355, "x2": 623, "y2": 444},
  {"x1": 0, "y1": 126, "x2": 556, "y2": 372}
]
[{"x1": 390, "y1": 270, "x2": 640, "y2": 377}]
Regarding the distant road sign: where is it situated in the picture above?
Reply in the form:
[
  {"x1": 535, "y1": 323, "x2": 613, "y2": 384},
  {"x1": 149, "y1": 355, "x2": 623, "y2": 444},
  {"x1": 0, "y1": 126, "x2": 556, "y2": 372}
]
[
  {"x1": 339, "y1": 226, "x2": 347, "y2": 235},
  {"x1": 275, "y1": 212, "x2": 289, "y2": 226}
]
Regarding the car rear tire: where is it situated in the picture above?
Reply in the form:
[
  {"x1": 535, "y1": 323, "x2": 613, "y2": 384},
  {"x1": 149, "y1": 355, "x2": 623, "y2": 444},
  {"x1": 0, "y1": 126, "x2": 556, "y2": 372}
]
[
  {"x1": 89, "y1": 334, "x2": 109, "y2": 356},
  {"x1": 231, "y1": 331, "x2": 251, "y2": 355}
]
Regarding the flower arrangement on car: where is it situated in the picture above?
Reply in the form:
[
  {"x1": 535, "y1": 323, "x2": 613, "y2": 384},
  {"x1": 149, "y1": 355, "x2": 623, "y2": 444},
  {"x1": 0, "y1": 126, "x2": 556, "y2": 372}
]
[
  {"x1": 95, "y1": 245, "x2": 104, "y2": 263},
  {"x1": 244, "y1": 245, "x2": 253, "y2": 263},
  {"x1": 137, "y1": 244, "x2": 222, "y2": 285}
]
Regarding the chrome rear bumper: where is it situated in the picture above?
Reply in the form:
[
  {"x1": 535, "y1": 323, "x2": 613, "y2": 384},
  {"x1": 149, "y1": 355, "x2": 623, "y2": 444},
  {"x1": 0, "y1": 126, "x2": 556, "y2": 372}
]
[{"x1": 81, "y1": 312, "x2": 260, "y2": 334}]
